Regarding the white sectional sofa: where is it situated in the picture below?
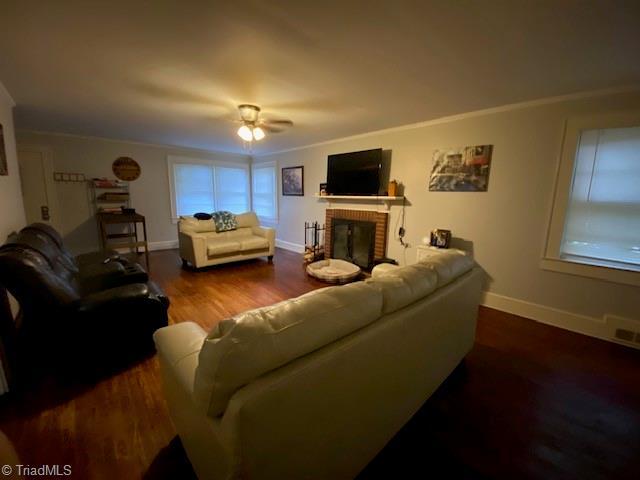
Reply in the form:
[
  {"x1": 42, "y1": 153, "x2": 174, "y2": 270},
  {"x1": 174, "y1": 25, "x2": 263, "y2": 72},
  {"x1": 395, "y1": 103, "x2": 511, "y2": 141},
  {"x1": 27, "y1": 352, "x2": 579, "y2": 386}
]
[
  {"x1": 178, "y1": 212, "x2": 275, "y2": 269},
  {"x1": 154, "y1": 250, "x2": 482, "y2": 479}
]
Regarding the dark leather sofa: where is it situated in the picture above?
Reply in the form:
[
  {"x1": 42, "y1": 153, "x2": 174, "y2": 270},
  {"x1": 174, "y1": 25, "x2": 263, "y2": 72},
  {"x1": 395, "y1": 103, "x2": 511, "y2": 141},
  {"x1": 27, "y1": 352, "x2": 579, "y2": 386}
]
[
  {"x1": 0, "y1": 223, "x2": 169, "y2": 378},
  {"x1": 18, "y1": 223, "x2": 151, "y2": 291}
]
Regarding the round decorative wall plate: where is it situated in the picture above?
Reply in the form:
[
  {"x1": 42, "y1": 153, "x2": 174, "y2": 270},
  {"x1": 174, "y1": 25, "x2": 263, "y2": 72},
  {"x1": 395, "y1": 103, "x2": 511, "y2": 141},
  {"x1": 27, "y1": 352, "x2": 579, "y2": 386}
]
[{"x1": 112, "y1": 156, "x2": 141, "y2": 181}]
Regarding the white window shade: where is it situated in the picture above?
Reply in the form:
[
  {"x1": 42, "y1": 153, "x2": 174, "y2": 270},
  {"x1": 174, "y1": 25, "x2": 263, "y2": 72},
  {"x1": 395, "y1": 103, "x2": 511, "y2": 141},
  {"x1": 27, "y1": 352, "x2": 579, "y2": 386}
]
[
  {"x1": 174, "y1": 163, "x2": 215, "y2": 216},
  {"x1": 252, "y1": 163, "x2": 277, "y2": 221},
  {"x1": 215, "y1": 166, "x2": 250, "y2": 214},
  {"x1": 562, "y1": 126, "x2": 640, "y2": 267}
]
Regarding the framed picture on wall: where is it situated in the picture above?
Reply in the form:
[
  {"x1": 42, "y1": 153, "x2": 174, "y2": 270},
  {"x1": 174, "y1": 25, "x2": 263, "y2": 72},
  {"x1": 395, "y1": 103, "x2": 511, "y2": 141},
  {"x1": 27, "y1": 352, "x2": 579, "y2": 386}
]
[
  {"x1": 0, "y1": 123, "x2": 7, "y2": 176},
  {"x1": 429, "y1": 144, "x2": 493, "y2": 192},
  {"x1": 282, "y1": 166, "x2": 304, "y2": 196}
]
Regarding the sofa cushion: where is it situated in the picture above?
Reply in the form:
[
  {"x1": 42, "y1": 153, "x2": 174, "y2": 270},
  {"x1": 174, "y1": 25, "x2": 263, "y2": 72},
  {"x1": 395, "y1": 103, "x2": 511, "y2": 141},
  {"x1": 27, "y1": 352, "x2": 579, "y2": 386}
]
[
  {"x1": 367, "y1": 263, "x2": 438, "y2": 314},
  {"x1": 235, "y1": 212, "x2": 259, "y2": 228},
  {"x1": 212, "y1": 211, "x2": 238, "y2": 232},
  {"x1": 207, "y1": 240, "x2": 241, "y2": 257},
  {"x1": 194, "y1": 280, "x2": 383, "y2": 417},
  {"x1": 239, "y1": 236, "x2": 269, "y2": 251},
  {"x1": 224, "y1": 227, "x2": 253, "y2": 239},
  {"x1": 419, "y1": 249, "x2": 474, "y2": 287},
  {"x1": 180, "y1": 216, "x2": 216, "y2": 233}
]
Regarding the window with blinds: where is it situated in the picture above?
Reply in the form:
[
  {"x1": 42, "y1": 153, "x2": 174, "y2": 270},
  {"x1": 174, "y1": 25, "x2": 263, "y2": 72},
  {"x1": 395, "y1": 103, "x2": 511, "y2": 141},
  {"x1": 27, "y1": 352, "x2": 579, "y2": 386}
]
[
  {"x1": 169, "y1": 158, "x2": 250, "y2": 218},
  {"x1": 561, "y1": 126, "x2": 640, "y2": 267},
  {"x1": 173, "y1": 163, "x2": 215, "y2": 217},
  {"x1": 215, "y1": 166, "x2": 250, "y2": 214},
  {"x1": 251, "y1": 162, "x2": 278, "y2": 221}
]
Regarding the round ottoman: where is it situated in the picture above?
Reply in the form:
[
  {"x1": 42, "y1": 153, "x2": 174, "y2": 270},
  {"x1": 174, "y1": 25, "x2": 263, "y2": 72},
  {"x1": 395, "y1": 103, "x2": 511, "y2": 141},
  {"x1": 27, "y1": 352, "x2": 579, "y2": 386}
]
[{"x1": 306, "y1": 259, "x2": 362, "y2": 284}]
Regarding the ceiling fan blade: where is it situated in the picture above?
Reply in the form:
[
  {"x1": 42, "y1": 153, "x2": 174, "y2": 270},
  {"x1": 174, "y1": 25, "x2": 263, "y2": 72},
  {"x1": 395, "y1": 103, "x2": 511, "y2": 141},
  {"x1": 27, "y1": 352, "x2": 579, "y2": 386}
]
[
  {"x1": 261, "y1": 125, "x2": 285, "y2": 133},
  {"x1": 261, "y1": 118, "x2": 294, "y2": 126}
]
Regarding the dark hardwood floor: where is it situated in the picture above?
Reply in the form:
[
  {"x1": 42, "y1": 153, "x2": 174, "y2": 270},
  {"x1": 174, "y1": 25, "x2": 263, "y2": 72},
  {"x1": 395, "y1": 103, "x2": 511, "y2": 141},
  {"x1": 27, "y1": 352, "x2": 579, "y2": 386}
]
[{"x1": 0, "y1": 248, "x2": 638, "y2": 479}]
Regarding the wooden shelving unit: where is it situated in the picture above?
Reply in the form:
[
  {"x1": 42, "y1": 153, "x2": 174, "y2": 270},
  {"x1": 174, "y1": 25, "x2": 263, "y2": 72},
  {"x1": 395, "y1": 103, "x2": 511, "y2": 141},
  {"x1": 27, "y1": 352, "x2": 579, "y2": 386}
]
[
  {"x1": 90, "y1": 181, "x2": 130, "y2": 214},
  {"x1": 89, "y1": 179, "x2": 150, "y2": 270},
  {"x1": 97, "y1": 211, "x2": 150, "y2": 271}
]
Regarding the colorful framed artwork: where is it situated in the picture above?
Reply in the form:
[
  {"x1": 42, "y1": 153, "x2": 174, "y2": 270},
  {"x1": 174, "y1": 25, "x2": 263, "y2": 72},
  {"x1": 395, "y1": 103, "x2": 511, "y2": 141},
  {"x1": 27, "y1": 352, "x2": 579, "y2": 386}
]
[{"x1": 429, "y1": 145, "x2": 493, "y2": 192}]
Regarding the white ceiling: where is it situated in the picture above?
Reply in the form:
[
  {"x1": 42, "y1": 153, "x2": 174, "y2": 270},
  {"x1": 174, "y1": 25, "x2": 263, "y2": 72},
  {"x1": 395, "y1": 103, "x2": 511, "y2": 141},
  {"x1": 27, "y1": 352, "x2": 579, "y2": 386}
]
[{"x1": 1, "y1": 1, "x2": 639, "y2": 155}]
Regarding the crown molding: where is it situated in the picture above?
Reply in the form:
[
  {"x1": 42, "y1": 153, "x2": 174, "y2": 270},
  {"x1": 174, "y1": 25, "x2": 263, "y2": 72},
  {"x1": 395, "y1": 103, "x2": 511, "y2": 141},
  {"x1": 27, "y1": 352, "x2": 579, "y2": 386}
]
[
  {"x1": 255, "y1": 84, "x2": 640, "y2": 157},
  {"x1": 15, "y1": 128, "x2": 251, "y2": 159}
]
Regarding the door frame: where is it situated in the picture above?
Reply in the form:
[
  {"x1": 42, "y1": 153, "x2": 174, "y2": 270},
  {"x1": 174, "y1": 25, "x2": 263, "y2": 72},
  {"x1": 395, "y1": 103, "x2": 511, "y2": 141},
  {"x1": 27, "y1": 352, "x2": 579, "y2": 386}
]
[{"x1": 17, "y1": 145, "x2": 62, "y2": 232}]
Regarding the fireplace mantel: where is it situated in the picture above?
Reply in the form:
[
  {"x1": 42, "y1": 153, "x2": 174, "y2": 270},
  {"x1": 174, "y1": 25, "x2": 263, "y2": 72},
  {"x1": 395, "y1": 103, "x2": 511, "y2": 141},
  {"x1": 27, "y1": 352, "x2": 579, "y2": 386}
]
[{"x1": 314, "y1": 194, "x2": 404, "y2": 211}]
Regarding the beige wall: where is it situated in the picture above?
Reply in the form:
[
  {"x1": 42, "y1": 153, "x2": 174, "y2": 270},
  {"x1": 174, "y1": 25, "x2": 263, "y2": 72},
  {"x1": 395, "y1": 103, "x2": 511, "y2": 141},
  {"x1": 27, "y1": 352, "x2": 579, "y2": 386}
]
[
  {"x1": 16, "y1": 131, "x2": 250, "y2": 254},
  {"x1": 0, "y1": 83, "x2": 26, "y2": 242},
  {"x1": 256, "y1": 90, "x2": 640, "y2": 332}
]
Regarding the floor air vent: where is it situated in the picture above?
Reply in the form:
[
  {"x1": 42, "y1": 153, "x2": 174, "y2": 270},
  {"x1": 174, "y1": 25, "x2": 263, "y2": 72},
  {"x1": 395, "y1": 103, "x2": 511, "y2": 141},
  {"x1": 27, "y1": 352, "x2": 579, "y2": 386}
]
[
  {"x1": 615, "y1": 328, "x2": 635, "y2": 342},
  {"x1": 607, "y1": 315, "x2": 640, "y2": 349}
]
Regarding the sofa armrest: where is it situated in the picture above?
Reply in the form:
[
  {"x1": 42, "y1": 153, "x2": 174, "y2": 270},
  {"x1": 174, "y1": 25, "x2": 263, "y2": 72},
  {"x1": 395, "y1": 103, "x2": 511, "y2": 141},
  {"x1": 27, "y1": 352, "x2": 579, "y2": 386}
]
[
  {"x1": 252, "y1": 226, "x2": 275, "y2": 255},
  {"x1": 75, "y1": 250, "x2": 121, "y2": 266},
  {"x1": 77, "y1": 260, "x2": 149, "y2": 293},
  {"x1": 73, "y1": 282, "x2": 151, "y2": 313},
  {"x1": 79, "y1": 259, "x2": 126, "y2": 278},
  {"x1": 179, "y1": 230, "x2": 208, "y2": 267},
  {"x1": 154, "y1": 322, "x2": 207, "y2": 397},
  {"x1": 371, "y1": 263, "x2": 400, "y2": 278},
  {"x1": 68, "y1": 282, "x2": 168, "y2": 349}
]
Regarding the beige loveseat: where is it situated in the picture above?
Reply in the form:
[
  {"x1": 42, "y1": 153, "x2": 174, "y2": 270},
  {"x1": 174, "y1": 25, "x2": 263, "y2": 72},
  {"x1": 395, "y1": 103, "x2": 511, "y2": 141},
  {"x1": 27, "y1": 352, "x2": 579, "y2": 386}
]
[
  {"x1": 178, "y1": 212, "x2": 275, "y2": 269},
  {"x1": 154, "y1": 250, "x2": 482, "y2": 479}
]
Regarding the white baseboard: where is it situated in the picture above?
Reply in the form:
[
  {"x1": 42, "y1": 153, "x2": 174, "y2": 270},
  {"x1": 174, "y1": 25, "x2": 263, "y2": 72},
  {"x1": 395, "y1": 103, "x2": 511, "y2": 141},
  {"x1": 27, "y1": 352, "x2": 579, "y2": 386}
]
[
  {"x1": 481, "y1": 291, "x2": 611, "y2": 342},
  {"x1": 148, "y1": 240, "x2": 178, "y2": 251},
  {"x1": 276, "y1": 239, "x2": 305, "y2": 253}
]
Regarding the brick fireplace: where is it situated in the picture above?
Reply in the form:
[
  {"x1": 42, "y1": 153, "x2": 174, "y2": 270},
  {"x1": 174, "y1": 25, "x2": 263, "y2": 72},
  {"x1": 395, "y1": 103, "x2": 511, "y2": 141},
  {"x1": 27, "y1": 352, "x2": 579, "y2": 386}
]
[{"x1": 325, "y1": 209, "x2": 389, "y2": 268}]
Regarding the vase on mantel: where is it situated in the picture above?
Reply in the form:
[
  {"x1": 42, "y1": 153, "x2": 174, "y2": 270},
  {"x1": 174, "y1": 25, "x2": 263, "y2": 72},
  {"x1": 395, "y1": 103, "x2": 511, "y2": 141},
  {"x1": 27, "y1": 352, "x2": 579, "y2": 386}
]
[{"x1": 388, "y1": 180, "x2": 398, "y2": 197}]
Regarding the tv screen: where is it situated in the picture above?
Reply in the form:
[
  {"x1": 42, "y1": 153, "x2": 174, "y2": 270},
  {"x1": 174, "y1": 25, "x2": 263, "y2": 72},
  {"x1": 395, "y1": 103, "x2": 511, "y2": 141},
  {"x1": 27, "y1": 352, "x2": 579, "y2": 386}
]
[{"x1": 326, "y1": 148, "x2": 382, "y2": 196}]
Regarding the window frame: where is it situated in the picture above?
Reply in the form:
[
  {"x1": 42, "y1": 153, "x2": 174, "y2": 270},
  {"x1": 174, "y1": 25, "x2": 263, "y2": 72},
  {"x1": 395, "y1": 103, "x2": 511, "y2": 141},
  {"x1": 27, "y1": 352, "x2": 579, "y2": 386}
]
[
  {"x1": 251, "y1": 160, "x2": 278, "y2": 223},
  {"x1": 542, "y1": 111, "x2": 640, "y2": 287},
  {"x1": 167, "y1": 155, "x2": 251, "y2": 223}
]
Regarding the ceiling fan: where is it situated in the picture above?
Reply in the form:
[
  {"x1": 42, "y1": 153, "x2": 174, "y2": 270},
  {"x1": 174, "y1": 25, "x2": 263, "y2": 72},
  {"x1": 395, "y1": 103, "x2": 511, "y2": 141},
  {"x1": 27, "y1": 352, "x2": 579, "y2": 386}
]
[{"x1": 236, "y1": 104, "x2": 293, "y2": 142}]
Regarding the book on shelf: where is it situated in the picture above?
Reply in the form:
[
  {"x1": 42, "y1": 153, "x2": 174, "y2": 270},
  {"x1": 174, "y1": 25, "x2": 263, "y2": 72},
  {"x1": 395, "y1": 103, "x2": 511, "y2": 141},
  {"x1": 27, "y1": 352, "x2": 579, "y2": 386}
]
[
  {"x1": 92, "y1": 178, "x2": 128, "y2": 188},
  {"x1": 97, "y1": 192, "x2": 130, "y2": 202}
]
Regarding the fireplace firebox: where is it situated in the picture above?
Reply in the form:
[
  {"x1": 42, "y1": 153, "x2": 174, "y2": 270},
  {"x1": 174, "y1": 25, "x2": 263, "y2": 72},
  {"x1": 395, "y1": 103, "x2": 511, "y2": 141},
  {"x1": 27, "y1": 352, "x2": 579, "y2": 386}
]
[
  {"x1": 331, "y1": 219, "x2": 376, "y2": 270},
  {"x1": 325, "y1": 209, "x2": 389, "y2": 271}
]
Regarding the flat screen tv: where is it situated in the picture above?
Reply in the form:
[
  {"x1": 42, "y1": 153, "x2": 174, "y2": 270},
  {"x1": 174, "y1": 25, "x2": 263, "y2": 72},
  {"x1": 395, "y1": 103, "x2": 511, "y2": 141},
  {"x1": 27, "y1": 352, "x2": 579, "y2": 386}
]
[{"x1": 326, "y1": 148, "x2": 382, "y2": 196}]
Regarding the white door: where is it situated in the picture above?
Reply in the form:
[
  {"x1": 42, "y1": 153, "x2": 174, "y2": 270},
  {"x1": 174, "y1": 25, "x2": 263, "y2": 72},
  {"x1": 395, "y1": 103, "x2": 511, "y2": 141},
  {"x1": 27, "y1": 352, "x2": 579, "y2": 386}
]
[{"x1": 17, "y1": 147, "x2": 60, "y2": 230}]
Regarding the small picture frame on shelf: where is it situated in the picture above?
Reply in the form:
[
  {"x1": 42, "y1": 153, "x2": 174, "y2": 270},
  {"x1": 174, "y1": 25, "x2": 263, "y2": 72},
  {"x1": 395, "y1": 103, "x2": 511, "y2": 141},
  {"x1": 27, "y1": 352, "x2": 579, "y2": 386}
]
[
  {"x1": 319, "y1": 182, "x2": 327, "y2": 196},
  {"x1": 430, "y1": 229, "x2": 451, "y2": 249},
  {"x1": 282, "y1": 166, "x2": 304, "y2": 196}
]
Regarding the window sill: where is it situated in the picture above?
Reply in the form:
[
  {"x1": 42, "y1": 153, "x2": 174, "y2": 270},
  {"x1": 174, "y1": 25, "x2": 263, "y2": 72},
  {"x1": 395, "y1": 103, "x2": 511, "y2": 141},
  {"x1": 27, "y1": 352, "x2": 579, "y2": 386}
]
[{"x1": 540, "y1": 256, "x2": 640, "y2": 287}]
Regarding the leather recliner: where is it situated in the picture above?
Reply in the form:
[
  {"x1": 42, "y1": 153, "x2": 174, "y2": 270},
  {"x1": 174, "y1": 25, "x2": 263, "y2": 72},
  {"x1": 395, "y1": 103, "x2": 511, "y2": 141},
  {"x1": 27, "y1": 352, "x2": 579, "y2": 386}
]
[
  {"x1": 0, "y1": 225, "x2": 170, "y2": 377},
  {"x1": 22, "y1": 222, "x2": 122, "y2": 265},
  {"x1": 20, "y1": 222, "x2": 149, "y2": 287}
]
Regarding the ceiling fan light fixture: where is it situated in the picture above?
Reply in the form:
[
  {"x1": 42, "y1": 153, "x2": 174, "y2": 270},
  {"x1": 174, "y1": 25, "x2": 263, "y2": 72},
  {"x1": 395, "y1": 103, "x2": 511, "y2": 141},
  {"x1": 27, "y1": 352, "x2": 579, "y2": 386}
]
[
  {"x1": 252, "y1": 126, "x2": 265, "y2": 141},
  {"x1": 235, "y1": 104, "x2": 291, "y2": 144},
  {"x1": 237, "y1": 125, "x2": 253, "y2": 142},
  {"x1": 238, "y1": 104, "x2": 260, "y2": 122}
]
